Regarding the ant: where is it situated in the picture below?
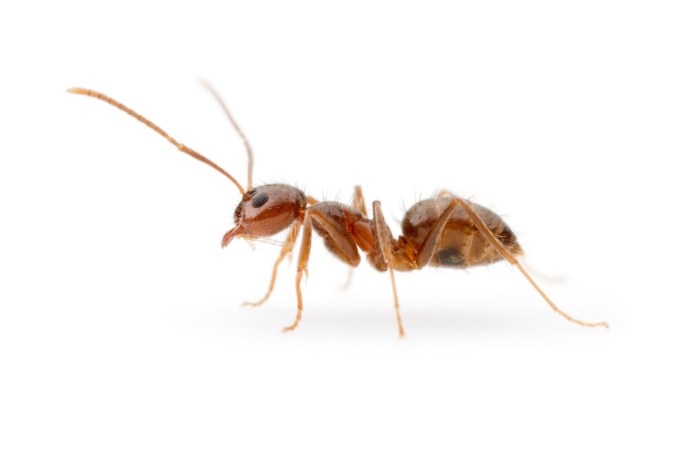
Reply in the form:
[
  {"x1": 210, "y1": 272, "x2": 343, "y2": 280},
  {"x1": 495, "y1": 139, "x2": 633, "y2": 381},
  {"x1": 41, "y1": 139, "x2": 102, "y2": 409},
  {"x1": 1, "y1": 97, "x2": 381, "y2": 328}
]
[{"x1": 67, "y1": 84, "x2": 608, "y2": 336}]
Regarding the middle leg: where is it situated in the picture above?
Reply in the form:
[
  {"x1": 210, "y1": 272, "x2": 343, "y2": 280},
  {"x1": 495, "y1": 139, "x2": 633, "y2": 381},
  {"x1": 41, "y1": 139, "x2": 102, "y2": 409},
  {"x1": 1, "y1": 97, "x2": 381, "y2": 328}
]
[
  {"x1": 453, "y1": 197, "x2": 607, "y2": 328},
  {"x1": 341, "y1": 185, "x2": 367, "y2": 289},
  {"x1": 352, "y1": 185, "x2": 368, "y2": 217},
  {"x1": 372, "y1": 201, "x2": 406, "y2": 337}
]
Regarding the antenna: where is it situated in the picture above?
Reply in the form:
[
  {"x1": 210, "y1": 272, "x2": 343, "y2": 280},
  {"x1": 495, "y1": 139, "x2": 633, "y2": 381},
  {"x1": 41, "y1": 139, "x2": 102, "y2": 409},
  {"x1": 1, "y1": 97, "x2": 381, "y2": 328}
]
[
  {"x1": 200, "y1": 80, "x2": 254, "y2": 191},
  {"x1": 67, "y1": 87, "x2": 246, "y2": 195}
]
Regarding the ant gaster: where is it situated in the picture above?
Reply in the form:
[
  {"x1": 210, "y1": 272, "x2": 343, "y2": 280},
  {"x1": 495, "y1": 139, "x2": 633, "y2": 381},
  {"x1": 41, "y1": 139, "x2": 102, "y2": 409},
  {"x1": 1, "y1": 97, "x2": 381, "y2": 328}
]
[{"x1": 67, "y1": 85, "x2": 608, "y2": 336}]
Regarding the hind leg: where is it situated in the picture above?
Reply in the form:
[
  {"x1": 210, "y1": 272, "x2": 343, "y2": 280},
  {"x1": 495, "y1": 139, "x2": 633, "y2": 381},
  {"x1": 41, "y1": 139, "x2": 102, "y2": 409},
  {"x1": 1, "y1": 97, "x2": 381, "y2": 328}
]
[{"x1": 454, "y1": 198, "x2": 608, "y2": 328}]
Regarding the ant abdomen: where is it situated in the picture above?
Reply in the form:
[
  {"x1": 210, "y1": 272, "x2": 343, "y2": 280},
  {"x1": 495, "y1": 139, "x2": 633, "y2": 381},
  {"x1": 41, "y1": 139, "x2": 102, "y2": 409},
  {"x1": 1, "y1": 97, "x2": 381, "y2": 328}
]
[{"x1": 401, "y1": 196, "x2": 523, "y2": 268}]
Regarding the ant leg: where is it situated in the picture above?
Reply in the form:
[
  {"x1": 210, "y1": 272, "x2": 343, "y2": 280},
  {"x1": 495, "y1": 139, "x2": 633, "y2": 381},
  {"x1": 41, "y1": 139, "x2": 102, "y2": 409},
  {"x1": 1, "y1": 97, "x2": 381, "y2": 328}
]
[
  {"x1": 242, "y1": 220, "x2": 302, "y2": 308},
  {"x1": 353, "y1": 185, "x2": 368, "y2": 217},
  {"x1": 285, "y1": 207, "x2": 362, "y2": 332},
  {"x1": 340, "y1": 186, "x2": 366, "y2": 289},
  {"x1": 284, "y1": 212, "x2": 314, "y2": 332},
  {"x1": 307, "y1": 196, "x2": 319, "y2": 206},
  {"x1": 339, "y1": 269, "x2": 354, "y2": 290},
  {"x1": 372, "y1": 201, "x2": 405, "y2": 337},
  {"x1": 519, "y1": 258, "x2": 569, "y2": 284},
  {"x1": 453, "y1": 198, "x2": 608, "y2": 328},
  {"x1": 416, "y1": 198, "x2": 462, "y2": 268},
  {"x1": 435, "y1": 193, "x2": 567, "y2": 278}
]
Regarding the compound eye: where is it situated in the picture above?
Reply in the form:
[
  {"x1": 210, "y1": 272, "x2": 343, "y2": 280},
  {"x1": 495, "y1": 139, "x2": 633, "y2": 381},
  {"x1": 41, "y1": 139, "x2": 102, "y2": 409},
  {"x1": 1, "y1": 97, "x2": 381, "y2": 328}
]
[{"x1": 252, "y1": 192, "x2": 270, "y2": 208}]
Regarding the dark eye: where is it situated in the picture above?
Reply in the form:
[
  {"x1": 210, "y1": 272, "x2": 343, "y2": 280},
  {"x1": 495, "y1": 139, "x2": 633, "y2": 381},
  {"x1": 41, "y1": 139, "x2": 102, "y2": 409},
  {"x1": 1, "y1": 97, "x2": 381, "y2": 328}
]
[{"x1": 252, "y1": 192, "x2": 270, "y2": 208}]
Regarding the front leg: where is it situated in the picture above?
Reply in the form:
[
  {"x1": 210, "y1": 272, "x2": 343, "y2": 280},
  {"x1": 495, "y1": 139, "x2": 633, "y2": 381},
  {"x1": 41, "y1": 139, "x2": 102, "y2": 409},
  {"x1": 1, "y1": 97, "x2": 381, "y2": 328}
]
[
  {"x1": 242, "y1": 220, "x2": 301, "y2": 308},
  {"x1": 283, "y1": 206, "x2": 362, "y2": 332},
  {"x1": 284, "y1": 212, "x2": 313, "y2": 332}
]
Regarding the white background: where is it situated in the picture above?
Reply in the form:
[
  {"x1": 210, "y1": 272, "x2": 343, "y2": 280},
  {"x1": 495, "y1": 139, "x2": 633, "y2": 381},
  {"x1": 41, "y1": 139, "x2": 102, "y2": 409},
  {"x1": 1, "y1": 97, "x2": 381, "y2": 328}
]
[{"x1": 1, "y1": 1, "x2": 674, "y2": 448}]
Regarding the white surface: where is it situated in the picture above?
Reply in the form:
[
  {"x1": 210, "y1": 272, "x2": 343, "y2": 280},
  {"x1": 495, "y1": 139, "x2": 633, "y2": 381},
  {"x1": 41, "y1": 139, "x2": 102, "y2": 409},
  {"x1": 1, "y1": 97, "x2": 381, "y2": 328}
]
[{"x1": 1, "y1": 1, "x2": 673, "y2": 448}]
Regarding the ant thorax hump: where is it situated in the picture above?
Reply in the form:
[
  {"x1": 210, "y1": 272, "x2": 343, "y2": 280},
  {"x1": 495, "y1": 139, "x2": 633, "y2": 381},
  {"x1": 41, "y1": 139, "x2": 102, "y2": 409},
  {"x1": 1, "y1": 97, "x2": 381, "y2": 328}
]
[
  {"x1": 230, "y1": 184, "x2": 307, "y2": 240},
  {"x1": 311, "y1": 202, "x2": 364, "y2": 228},
  {"x1": 309, "y1": 202, "x2": 377, "y2": 265},
  {"x1": 401, "y1": 197, "x2": 522, "y2": 267}
]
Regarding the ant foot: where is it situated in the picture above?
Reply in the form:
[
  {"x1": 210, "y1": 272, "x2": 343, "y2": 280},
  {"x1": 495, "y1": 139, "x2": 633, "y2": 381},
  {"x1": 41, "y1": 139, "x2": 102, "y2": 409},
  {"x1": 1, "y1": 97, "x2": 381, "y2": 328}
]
[
  {"x1": 282, "y1": 312, "x2": 302, "y2": 332},
  {"x1": 240, "y1": 298, "x2": 268, "y2": 308}
]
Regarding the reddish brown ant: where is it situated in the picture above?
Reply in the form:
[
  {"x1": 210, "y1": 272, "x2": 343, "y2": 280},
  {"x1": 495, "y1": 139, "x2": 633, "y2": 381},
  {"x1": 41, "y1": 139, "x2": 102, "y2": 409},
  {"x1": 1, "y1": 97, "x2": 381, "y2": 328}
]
[{"x1": 67, "y1": 85, "x2": 608, "y2": 336}]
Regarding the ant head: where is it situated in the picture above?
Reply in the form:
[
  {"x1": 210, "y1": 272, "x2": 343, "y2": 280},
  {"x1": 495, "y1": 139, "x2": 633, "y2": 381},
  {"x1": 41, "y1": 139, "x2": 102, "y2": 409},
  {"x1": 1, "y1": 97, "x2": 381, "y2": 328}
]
[
  {"x1": 221, "y1": 184, "x2": 307, "y2": 247},
  {"x1": 67, "y1": 85, "x2": 307, "y2": 249}
]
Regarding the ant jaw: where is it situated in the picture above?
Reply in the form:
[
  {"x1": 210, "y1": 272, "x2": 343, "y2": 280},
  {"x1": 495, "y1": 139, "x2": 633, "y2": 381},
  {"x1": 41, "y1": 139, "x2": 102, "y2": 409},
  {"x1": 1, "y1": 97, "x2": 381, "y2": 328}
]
[{"x1": 221, "y1": 225, "x2": 246, "y2": 248}]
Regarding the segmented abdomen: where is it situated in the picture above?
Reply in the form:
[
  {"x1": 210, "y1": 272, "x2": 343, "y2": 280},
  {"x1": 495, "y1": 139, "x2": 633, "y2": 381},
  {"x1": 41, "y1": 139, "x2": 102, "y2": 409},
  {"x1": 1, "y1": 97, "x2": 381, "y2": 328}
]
[{"x1": 401, "y1": 197, "x2": 522, "y2": 268}]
